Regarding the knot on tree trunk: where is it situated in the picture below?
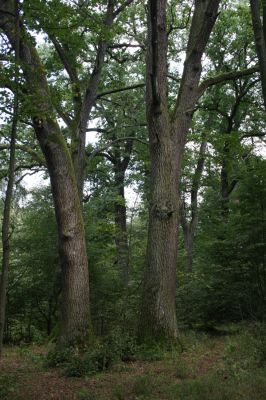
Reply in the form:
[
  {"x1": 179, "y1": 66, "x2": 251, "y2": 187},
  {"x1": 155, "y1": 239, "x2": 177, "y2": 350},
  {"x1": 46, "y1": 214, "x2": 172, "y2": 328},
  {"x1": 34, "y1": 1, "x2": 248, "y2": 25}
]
[{"x1": 152, "y1": 203, "x2": 175, "y2": 220}]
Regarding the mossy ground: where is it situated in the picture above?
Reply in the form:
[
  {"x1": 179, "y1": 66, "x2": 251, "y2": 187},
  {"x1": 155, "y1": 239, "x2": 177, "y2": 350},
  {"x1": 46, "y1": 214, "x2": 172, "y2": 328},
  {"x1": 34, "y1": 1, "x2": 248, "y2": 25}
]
[{"x1": 1, "y1": 325, "x2": 266, "y2": 400}]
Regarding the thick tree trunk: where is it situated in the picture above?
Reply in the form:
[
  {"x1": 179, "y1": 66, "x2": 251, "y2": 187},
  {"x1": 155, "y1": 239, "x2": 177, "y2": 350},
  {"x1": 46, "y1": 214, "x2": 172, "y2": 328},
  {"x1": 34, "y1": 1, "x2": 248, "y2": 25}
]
[
  {"x1": 139, "y1": 0, "x2": 178, "y2": 341},
  {"x1": 34, "y1": 119, "x2": 91, "y2": 346},
  {"x1": 0, "y1": 0, "x2": 92, "y2": 346},
  {"x1": 250, "y1": 0, "x2": 266, "y2": 108},
  {"x1": 140, "y1": 130, "x2": 179, "y2": 340},
  {"x1": 139, "y1": 0, "x2": 220, "y2": 342}
]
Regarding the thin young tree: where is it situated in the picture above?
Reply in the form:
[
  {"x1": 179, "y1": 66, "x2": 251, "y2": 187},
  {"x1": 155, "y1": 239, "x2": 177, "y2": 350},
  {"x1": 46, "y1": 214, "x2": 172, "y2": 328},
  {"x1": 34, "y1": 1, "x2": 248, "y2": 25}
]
[{"x1": 180, "y1": 139, "x2": 207, "y2": 273}]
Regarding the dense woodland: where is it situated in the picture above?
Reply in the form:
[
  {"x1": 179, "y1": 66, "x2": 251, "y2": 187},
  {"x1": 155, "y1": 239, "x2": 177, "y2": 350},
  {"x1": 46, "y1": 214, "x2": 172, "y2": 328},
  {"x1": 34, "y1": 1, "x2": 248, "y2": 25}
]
[{"x1": 0, "y1": 0, "x2": 266, "y2": 399}]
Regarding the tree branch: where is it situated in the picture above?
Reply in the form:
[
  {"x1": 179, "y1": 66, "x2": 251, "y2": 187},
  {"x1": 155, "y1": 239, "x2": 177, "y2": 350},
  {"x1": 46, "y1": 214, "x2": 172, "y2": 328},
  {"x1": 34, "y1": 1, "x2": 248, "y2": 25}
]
[
  {"x1": 86, "y1": 136, "x2": 147, "y2": 162},
  {"x1": 0, "y1": 144, "x2": 45, "y2": 164},
  {"x1": 113, "y1": 0, "x2": 135, "y2": 17},
  {"x1": 197, "y1": 66, "x2": 259, "y2": 98},
  {"x1": 49, "y1": 35, "x2": 79, "y2": 84},
  {"x1": 97, "y1": 83, "x2": 145, "y2": 99}
]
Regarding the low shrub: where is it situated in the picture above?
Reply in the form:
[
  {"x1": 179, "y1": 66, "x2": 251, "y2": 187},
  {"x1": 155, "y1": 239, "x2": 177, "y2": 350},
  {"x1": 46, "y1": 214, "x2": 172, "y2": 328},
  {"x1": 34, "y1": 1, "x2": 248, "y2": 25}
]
[
  {"x1": 46, "y1": 347, "x2": 74, "y2": 368},
  {"x1": 46, "y1": 330, "x2": 137, "y2": 377}
]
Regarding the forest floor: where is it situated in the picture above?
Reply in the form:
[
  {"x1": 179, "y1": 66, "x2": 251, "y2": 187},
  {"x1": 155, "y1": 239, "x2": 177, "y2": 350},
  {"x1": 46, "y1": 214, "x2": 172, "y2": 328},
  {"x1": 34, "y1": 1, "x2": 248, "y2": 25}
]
[{"x1": 1, "y1": 326, "x2": 266, "y2": 400}]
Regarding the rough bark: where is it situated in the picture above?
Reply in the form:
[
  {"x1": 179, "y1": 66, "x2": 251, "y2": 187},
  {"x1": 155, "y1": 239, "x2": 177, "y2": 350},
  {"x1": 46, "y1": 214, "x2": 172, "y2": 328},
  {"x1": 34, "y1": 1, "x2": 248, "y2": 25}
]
[
  {"x1": 0, "y1": 0, "x2": 19, "y2": 356},
  {"x1": 37, "y1": 123, "x2": 91, "y2": 345},
  {"x1": 139, "y1": 0, "x2": 177, "y2": 341},
  {"x1": 139, "y1": 0, "x2": 220, "y2": 342},
  {"x1": 250, "y1": 0, "x2": 266, "y2": 109},
  {"x1": 0, "y1": 0, "x2": 92, "y2": 346}
]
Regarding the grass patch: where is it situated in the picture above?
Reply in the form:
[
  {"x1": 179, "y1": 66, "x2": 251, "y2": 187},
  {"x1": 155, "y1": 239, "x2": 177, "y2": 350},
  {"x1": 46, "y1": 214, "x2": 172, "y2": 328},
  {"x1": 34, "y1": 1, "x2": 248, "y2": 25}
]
[
  {"x1": 113, "y1": 375, "x2": 158, "y2": 400},
  {"x1": 76, "y1": 387, "x2": 97, "y2": 400}
]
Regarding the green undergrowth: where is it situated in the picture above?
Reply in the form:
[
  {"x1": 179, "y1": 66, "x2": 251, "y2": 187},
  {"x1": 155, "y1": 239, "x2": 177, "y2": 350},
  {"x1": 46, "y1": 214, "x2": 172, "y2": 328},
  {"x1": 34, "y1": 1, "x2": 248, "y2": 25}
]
[
  {"x1": 0, "y1": 374, "x2": 18, "y2": 400},
  {"x1": 2, "y1": 324, "x2": 266, "y2": 399},
  {"x1": 110, "y1": 324, "x2": 266, "y2": 400},
  {"x1": 46, "y1": 323, "x2": 266, "y2": 383},
  {"x1": 46, "y1": 330, "x2": 139, "y2": 377},
  {"x1": 46, "y1": 330, "x2": 185, "y2": 378}
]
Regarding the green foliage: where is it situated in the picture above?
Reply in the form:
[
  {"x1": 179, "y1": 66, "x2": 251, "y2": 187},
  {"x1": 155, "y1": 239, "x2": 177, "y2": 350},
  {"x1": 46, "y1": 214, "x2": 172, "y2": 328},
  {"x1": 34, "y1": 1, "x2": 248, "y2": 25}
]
[
  {"x1": 64, "y1": 351, "x2": 101, "y2": 377},
  {"x1": 18, "y1": 345, "x2": 45, "y2": 364},
  {"x1": 175, "y1": 362, "x2": 195, "y2": 380},
  {"x1": 46, "y1": 346, "x2": 74, "y2": 368},
  {"x1": 219, "y1": 323, "x2": 266, "y2": 377},
  {"x1": 177, "y1": 157, "x2": 266, "y2": 328},
  {"x1": 113, "y1": 375, "x2": 157, "y2": 400},
  {"x1": 0, "y1": 374, "x2": 17, "y2": 400},
  {"x1": 136, "y1": 344, "x2": 165, "y2": 362},
  {"x1": 77, "y1": 388, "x2": 96, "y2": 400},
  {"x1": 167, "y1": 377, "x2": 231, "y2": 400},
  {"x1": 5, "y1": 187, "x2": 59, "y2": 344},
  {"x1": 47, "y1": 331, "x2": 137, "y2": 377}
]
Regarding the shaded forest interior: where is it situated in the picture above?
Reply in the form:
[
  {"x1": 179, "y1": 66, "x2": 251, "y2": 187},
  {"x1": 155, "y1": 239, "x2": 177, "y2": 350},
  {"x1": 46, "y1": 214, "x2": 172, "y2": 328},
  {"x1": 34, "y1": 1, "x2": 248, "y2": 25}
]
[{"x1": 0, "y1": 0, "x2": 266, "y2": 399}]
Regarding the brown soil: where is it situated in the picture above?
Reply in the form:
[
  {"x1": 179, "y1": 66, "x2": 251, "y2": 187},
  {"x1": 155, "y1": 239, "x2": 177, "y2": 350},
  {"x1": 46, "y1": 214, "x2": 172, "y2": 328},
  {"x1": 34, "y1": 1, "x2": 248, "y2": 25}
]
[{"x1": 0, "y1": 338, "x2": 225, "y2": 400}]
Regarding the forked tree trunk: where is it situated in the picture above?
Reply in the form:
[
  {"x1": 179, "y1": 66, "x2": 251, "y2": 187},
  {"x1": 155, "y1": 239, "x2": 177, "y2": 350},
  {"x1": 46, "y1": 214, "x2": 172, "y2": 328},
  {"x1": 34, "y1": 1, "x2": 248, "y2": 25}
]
[{"x1": 139, "y1": 0, "x2": 220, "y2": 342}]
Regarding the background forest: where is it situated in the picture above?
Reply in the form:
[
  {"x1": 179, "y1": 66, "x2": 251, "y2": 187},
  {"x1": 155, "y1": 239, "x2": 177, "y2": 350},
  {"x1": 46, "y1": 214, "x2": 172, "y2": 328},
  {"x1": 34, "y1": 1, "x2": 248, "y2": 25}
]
[{"x1": 0, "y1": 0, "x2": 266, "y2": 399}]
